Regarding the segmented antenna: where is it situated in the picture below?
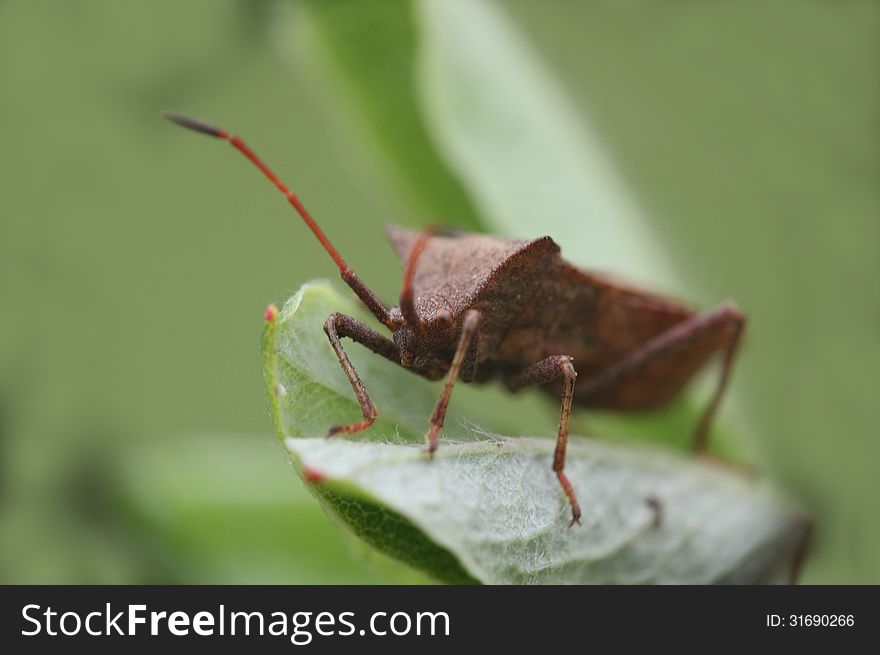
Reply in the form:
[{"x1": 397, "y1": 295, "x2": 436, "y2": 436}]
[{"x1": 162, "y1": 111, "x2": 392, "y2": 328}]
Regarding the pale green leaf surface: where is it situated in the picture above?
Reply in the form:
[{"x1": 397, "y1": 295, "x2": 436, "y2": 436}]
[
  {"x1": 265, "y1": 281, "x2": 807, "y2": 584},
  {"x1": 286, "y1": 437, "x2": 806, "y2": 584}
]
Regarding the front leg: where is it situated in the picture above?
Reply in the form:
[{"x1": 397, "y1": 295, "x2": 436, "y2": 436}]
[
  {"x1": 323, "y1": 312, "x2": 399, "y2": 436},
  {"x1": 425, "y1": 309, "x2": 481, "y2": 455},
  {"x1": 508, "y1": 355, "x2": 580, "y2": 526}
]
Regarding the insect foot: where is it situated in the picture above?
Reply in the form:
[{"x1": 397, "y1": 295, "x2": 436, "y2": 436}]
[
  {"x1": 328, "y1": 417, "x2": 376, "y2": 437},
  {"x1": 558, "y1": 470, "x2": 582, "y2": 527}
]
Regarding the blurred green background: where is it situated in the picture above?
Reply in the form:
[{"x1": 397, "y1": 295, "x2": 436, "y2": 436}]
[{"x1": 1, "y1": 0, "x2": 877, "y2": 583}]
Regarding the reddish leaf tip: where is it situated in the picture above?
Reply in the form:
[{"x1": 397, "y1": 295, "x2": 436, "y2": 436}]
[{"x1": 302, "y1": 467, "x2": 324, "y2": 484}]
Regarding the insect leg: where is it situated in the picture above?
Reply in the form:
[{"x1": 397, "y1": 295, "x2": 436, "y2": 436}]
[
  {"x1": 578, "y1": 301, "x2": 745, "y2": 452},
  {"x1": 789, "y1": 514, "x2": 814, "y2": 584},
  {"x1": 508, "y1": 356, "x2": 580, "y2": 526},
  {"x1": 691, "y1": 305, "x2": 746, "y2": 452},
  {"x1": 323, "y1": 312, "x2": 400, "y2": 436},
  {"x1": 425, "y1": 309, "x2": 481, "y2": 455}
]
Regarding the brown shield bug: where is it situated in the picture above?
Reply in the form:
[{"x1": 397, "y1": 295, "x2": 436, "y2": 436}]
[{"x1": 164, "y1": 112, "x2": 745, "y2": 526}]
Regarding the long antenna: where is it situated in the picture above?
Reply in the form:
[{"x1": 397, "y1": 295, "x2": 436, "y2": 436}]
[{"x1": 162, "y1": 111, "x2": 392, "y2": 328}]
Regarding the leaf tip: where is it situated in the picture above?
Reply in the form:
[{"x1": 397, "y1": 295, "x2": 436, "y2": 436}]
[{"x1": 264, "y1": 303, "x2": 279, "y2": 322}]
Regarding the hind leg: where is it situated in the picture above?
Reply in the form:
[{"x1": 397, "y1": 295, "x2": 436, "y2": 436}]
[{"x1": 578, "y1": 302, "x2": 745, "y2": 452}]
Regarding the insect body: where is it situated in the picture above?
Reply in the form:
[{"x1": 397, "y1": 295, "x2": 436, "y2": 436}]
[{"x1": 164, "y1": 112, "x2": 745, "y2": 526}]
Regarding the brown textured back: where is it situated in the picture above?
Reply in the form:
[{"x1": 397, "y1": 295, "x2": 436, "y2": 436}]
[
  {"x1": 385, "y1": 225, "x2": 560, "y2": 355},
  {"x1": 497, "y1": 262, "x2": 700, "y2": 406}
]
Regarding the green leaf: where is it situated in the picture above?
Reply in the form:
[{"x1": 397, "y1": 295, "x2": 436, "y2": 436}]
[
  {"x1": 264, "y1": 281, "x2": 809, "y2": 584},
  {"x1": 286, "y1": 437, "x2": 808, "y2": 584},
  {"x1": 272, "y1": 0, "x2": 481, "y2": 229},
  {"x1": 417, "y1": 0, "x2": 680, "y2": 291}
]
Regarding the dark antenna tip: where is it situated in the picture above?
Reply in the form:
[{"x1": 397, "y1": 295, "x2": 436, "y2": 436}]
[{"x1": 161, "y1": 110, "x2": 226, "y2": 138}]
